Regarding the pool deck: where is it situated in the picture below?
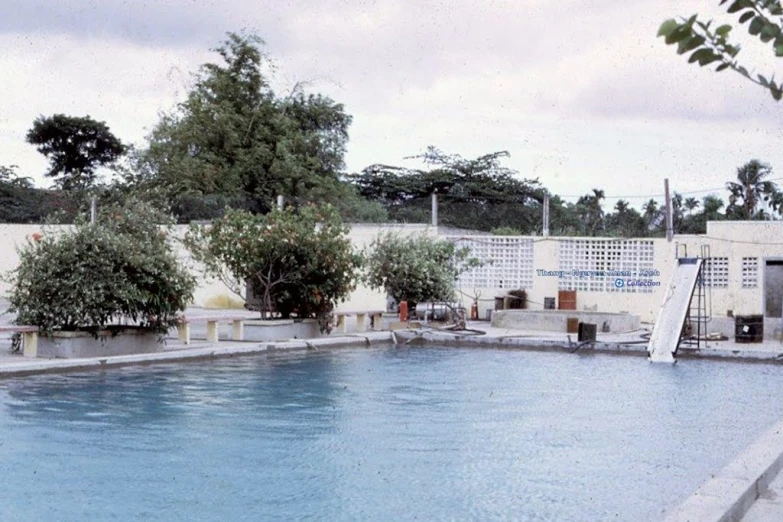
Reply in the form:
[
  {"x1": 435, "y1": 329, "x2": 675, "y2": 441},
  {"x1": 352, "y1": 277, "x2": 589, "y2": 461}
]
[{"x1": 2, "y1": 304, "x2": 783, "y2": 520}]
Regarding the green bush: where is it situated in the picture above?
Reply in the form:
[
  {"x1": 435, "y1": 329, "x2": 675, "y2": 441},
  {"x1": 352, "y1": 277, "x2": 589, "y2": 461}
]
[
  {"x1": 185, "y1": 204, "x2": 361, "y2": 324},
  {"x1": 8, "y1": 200, "x2": 196, "y2": 336},
  {"x1": 363, "y1": 233, "x2": 478, "y2": 308}
]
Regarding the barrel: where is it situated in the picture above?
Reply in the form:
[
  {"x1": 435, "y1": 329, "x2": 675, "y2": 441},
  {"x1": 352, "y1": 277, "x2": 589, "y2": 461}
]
[
  {"x1": 558, "y1": 290, "x2": 577, "y2": 310},
  {"x1": 566, "y1": 317, "x2": 579, "y2": 333},
  {"x1": 735, "y1": 315, "x2": 763, "y2": 343}
]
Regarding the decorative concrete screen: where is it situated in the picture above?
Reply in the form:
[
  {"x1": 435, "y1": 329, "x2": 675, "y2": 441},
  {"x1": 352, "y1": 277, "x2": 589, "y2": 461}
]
[
  {"x1": 742, "y1": 257, "x2": 759, "y2": 288},
  {"x1": 703, "y1": 257, "x2": 729, "y2": 288},
  {"x1": 449, "y1": 236, "x2": 534, "y2": 290},
  {"x1": 557, "y1": 239, "x2": 656, "y2": 293}
]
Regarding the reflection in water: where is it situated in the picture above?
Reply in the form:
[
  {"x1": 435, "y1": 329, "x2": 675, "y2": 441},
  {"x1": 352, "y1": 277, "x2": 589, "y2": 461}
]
[{"x1": 1, "y1": 347, "x2": 783, "y2": 521}]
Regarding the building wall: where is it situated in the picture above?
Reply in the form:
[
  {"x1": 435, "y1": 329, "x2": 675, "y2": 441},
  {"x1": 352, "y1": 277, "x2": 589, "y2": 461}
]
[
  {"x1": 451, "y1": 235, "x2": 678, "y2": 323},
  {"x1": 451, "y1": 223, "x2": 783, "y2": 324},
  {"x1": 1, "y1": 221, "x2": 781, "y2": 323},
  {"x1": 0, "y1": 222, "x2": 434, "y2": 312}
]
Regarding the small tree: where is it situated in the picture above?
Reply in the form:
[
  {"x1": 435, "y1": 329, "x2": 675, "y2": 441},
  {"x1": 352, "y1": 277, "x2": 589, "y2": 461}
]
[
  {"x1": 26, "y1": 114, "x2": 126, "y2": 191},
  {"x1": 363, "y1": 233, "x2": 477, "y2": 309},
  {"x1": 8, "y1": 199, "x2": 195, "y2": 336},
  {"x1": 185, "y1": 204, "x2": 361, "y2": 324}
]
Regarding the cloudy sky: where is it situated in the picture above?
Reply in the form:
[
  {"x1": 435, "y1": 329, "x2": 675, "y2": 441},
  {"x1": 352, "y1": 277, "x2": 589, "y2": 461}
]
[{"x1": 1, "y1": 0, "x2": 782, "y2": 208}]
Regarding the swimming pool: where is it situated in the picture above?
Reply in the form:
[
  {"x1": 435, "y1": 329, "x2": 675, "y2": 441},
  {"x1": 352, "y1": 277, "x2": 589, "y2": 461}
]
[{"x1": 1, "y1": 346, "x2": 782, "y2": 520}]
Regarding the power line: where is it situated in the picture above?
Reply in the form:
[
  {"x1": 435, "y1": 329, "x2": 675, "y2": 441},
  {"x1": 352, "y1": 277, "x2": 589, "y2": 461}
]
[
  {"x1": 379, "y1": 177, "x2": 783, "y2": 202},
  {"x1": 556, "y1": 177, "x2": 783, "y2": 200}
]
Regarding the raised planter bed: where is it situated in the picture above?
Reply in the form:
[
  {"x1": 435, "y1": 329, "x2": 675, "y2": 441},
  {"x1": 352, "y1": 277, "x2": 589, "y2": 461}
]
[
  {"x1": 243, "y1": 319, "x2": 323, "y2": 342},
  {"x1": 491, "y1": 309, "x2": 641, "y2": 333},
  {"x1": 37, "y1": 328, "x2": 164, "y2": 359}
]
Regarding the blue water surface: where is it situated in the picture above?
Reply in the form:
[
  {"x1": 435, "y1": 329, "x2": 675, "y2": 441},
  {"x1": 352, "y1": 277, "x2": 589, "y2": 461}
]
[{"x1": 1, "y1": 346, "x2": 783, "y2": 521}]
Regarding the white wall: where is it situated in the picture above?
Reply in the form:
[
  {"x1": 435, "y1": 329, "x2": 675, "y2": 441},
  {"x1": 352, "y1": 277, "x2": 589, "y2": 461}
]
[
  {"x1": 0, "y1": 222, "x2": 435, "y2": 312},
  {"x1": 2, "y1": 221, "x2": 780, "y2": 322},
  {"x1": 451, "y1": 227, "x2": 783, "y2": 324}
]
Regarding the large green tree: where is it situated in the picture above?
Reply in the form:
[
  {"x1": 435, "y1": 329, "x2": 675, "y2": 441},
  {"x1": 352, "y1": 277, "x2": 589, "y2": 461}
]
[
  {"x1": 349, "y1": 147, "x2": 545, "y2": 232},
  {"x1": 26, "y1": 114, "x2": 125, "y2": 191},
  {"x1": 131, "y1": 32, "x2": 354, "y2": 220},
  {"x1": 658, "y1": 0, "x2": 783, "y2": 100},
  {"x1": 0, "y1": 165, "x2": 80, "y2": 223}
]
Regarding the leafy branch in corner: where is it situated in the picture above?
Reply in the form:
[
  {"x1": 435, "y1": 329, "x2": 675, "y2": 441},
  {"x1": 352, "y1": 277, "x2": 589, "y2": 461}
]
[{"x1": 659, "y1": 0, "x2": 783, "y2": 100}]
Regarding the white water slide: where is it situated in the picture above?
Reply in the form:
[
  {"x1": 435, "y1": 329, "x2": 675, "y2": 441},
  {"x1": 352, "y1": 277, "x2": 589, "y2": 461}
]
[{"x1": 648, "y1": 258, "x2": 704, "y2": 363}]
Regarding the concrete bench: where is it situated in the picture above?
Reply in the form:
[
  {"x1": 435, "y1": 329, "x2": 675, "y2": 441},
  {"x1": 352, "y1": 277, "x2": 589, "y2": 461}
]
[
  {"x1": 333, "y1": 310, "x2": 385, "y2": 334},
  {"x1": 177, "y1": 315, "x2": 252, "y2": 345},
  {"x1": 0, "y1": 325, "x2": 40, "y2": 357}
]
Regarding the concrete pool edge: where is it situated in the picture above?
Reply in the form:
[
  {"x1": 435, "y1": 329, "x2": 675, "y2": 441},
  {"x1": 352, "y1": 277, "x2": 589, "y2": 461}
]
[
  {"x1": 394, "y1": 329, "x2": 783, "y2": 363},
  {"x1": 2, "y1": 326, "x2": 782, "y2": 379},
  {"x1": 0, "y1": 332, "x2": 394, "y2": 378},
  {"x1": 662, "y1": 418, "x2": 783, "y2": 522}
]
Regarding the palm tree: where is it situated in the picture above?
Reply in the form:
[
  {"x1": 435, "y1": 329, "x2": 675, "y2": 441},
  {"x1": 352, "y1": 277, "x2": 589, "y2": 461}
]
[
  {"x1": 614, "y1": 199, "x2": 630, "y2": 214},
  {"x1": 725, "y1": 160, "x2": 780, "y2": 219},
  {"x1": 684, "y1": 197, "x2": 700, "y2": 215},
  {"x1": 642, "y1": 198, "x2": 661, "y2": 231},
  {"x1": 576, "y1": 189, "x2": 605, "y2": 235},
  {"x1": 606, "y1": 199, "x2": 647, "y2": 237},
  {"x1": 702, "y1": 195, "x2": 724, "y2": 221}
]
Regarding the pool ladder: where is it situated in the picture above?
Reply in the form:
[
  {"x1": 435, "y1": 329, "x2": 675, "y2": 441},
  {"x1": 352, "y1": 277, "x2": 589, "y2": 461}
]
[{"x1": 676, "y1": 243, "x2": 713, "y2": 351}]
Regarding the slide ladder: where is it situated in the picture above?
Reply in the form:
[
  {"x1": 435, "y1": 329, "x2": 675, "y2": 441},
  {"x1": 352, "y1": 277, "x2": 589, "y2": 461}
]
[{"x1": 648, "y1": 258, "x2": 704, "y2": 363}]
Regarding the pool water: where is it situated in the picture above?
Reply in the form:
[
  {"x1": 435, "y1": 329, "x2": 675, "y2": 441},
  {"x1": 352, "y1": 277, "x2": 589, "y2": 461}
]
[{"x1": 2, "y1": 347, "x2": 783, "y2": 521}]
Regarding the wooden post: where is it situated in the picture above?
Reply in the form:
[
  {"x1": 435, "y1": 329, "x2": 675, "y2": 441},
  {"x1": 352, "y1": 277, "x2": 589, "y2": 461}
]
[{"x1": 431, "y1": 193, "x2": 438, "y2": 227}]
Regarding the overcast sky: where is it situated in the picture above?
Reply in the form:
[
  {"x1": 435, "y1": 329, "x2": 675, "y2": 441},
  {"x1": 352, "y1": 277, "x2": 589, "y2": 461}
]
[{"x1": 1, "y1": 0, "x2": 782, "y2": 208}]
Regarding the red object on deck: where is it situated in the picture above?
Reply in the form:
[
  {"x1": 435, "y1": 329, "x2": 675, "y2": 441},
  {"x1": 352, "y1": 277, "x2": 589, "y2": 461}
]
[
  {"x1": 399, "y1": 301, "x2": 408, "y2": 322},
  {"x1": 470, "y1": 301, "x2": 478, "y2": 320}
]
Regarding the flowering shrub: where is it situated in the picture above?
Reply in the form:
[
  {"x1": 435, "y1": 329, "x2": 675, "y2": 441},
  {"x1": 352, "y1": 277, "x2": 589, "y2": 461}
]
[
  {"x1": 8, "y1": 200, "x2": 196, "y2": 336},
  {"x1": 363, "y1": 233, "x2": 477, "y2": 308},
  {"x1": 185, "y1": 204, "x2": 361, "y2": 325}
]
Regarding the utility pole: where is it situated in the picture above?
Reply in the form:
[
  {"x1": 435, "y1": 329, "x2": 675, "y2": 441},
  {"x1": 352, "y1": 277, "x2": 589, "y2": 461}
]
[
  {"x1": 664, "y1": 178, "x2": 673, "y2": 242},
  {"x1": 542, "y1": 195, "x2": 550, "y2": 237},
  {"x1": 90, "y1": 197, "x2": 97, "y2": 224},
  {"x1": 431, "y1": 192, "x2": 438, "y2": 227}
]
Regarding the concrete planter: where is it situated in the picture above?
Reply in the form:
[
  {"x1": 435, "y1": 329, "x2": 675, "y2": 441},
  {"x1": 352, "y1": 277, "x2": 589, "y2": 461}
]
[
  {"x1": 491, "y1": 309, "x2": 641, "y2": 333},
  {"x1": 37, "y1": 328, "x2": 164, "y2": 359},
  {"x1": 243, "y1": 318, "x2": 323, "y2": 342}
]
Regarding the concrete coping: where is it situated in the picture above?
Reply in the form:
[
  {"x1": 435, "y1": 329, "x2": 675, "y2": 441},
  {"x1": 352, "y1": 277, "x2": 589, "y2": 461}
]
[
  {"x1": 663, "y1": 418, "x2": 783, "y2": 522},
  {"x1": 494, "y1": 309, "x2": 637, "y2": 316},
  {"x1": 0, "y1": 331, "x2": 396, "y2": 378}
]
